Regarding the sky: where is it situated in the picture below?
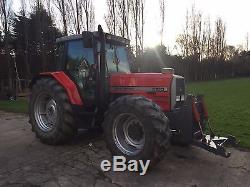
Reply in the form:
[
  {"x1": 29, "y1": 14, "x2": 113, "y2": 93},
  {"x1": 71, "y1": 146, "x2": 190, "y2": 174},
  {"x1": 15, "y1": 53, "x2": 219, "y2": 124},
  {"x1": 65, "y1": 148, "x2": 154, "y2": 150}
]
[{"x1": 13, "y1": 0, "x2": 250, "y2": 51}]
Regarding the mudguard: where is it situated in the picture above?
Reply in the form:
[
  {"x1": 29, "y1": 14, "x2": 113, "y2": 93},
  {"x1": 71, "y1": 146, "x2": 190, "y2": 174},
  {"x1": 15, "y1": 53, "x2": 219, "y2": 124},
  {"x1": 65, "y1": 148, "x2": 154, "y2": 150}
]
[{"x1": 30, "y1": 71, "x2": 83, "y2": 106}]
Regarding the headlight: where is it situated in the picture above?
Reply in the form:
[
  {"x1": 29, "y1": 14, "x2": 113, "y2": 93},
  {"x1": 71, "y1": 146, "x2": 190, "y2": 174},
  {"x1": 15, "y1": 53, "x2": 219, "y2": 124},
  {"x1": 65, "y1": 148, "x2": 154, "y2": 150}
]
[
  {"x1": 176, "y1": 95, "x2": 185, "y2": 102},
  {"x1": 171, "y1": 75, "x2": 185, "y2": 109}
]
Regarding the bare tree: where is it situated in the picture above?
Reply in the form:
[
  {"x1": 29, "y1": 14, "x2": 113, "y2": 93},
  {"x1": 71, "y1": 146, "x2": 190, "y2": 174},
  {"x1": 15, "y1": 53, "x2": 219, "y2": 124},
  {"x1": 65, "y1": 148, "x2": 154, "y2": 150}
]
[
  {"x1": 180, "y1": 10, "x2": 190, "y2": 57},
  {"x1": 53, "y1": 0, "x2": 68, "y2": 35},
  {"x1": 105, "y1": 0, "x2": 130, "y2": 38},
  {"x1": 45, "y1": 0, "x2": 51, "y2": 16},
  {"x1": 131, "y1": 0, "x2": 145, "y2": 56},
  {"x1": 176, "y1": 6, "x2": 221, "y2": 61},
  {"x1": 0, "y1": 0, "x2": 13, "y2": 89},
  {"x1": 34, "y1": 0, "x2": 47, "y2": 71},
  {"x1": 0, "y1": 3, "x2": 3, "y2": 31},
  {"x1": 245, "y1": 32, "x2": 249, "y2": 51},
  {"x1": 67, "y1": 0, "x2": 95, "y2": 34},
  {"x1": 225, "y1": 45, "x2": 236, "y2": 60},
  {"x1": 189, "y1": 6, "x2": 203, "y2": 61},
  {"x1": 125, "y1": 0, "x2": 130, "y2": 39},
  {"x1": 116, "y1": 0, "x2": 130, "y2": 38},
  {"x1": 76, "y1": 0, "x2": 81, "y2": 34},
  {"x1": 204, "y1": 17, "x2": 212, "y2": 58},
  {"x1": 159, "y1": 0, "x2": 165, "y2": 46},
  {"x1": 105, "y1": 0, "x2": 116, "y2": 35},
  {"x1": 20, "y1": 0, "x2": 31, "y2": 78},
  {"x1": 118, "y1": 0, "x2": 126, "y2": 37},
  {"x1": 131, "y1": 0, "x2": 138, "y2": 55},
  {"x1": 140, "y1": 0, "x2": 145, "y2": 51},
  {"x1": 82, "y1": 0, "x2": 95, "y2": 31},
  {"x1": 0, "y1": 0, "x2": 12, "y2": 36},
  {"x1": 67, "y1": 0, "x2": 83, "y2": 34},
  {"x1": 213, "y1": 17, "x2": 226, "y2": 60}
]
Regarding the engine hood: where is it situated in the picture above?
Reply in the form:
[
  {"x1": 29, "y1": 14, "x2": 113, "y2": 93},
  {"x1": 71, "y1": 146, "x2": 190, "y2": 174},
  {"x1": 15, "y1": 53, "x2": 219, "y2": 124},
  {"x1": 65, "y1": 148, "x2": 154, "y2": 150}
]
[
  {"x1": 109, "y1": 73, "x2": 174, "y2": 112},
  {"x1": 110, "y1": 73, "x2": 174, "y2": 87}
]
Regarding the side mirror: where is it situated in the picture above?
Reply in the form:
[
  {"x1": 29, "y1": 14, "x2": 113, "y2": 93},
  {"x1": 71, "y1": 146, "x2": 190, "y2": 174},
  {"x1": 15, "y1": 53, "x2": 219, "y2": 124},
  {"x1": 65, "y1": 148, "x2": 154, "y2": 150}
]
[{"x1": 82, "y1": 31, "x2": 93, "y2": 48}]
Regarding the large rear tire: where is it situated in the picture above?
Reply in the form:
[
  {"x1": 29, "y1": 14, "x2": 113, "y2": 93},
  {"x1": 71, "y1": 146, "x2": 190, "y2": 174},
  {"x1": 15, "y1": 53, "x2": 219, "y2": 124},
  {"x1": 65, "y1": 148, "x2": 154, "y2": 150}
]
[
  {"x1": 102, "y1": 96, "x2": 170, "y2": 167},
  {"x1": 29, "y1": 78, "x2": 77, "y2": 144}
]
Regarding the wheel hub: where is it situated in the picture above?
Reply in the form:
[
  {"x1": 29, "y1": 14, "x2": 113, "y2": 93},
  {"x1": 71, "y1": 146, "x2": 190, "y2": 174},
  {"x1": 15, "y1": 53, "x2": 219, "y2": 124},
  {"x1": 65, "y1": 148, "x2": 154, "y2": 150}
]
[
  {"x1": 46, "y1": 100, "x2": 57, "y2": 123},
  {"x1": 113, "y1": 113, "x2": 145, "y2": 156},
  {"x1": 34, "y1": 93, "x2": 57, "y2": 132}
]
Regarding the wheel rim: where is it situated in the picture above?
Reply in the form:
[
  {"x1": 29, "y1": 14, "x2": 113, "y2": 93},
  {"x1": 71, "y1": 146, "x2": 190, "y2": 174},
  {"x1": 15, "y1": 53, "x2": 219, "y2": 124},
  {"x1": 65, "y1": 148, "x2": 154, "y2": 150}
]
[
  {"x1": 34, "y1": 92, "x2": 57, "y2": 132},
  {"x1": 113, "y1": 113, "x2": 145, "y2": 156}
]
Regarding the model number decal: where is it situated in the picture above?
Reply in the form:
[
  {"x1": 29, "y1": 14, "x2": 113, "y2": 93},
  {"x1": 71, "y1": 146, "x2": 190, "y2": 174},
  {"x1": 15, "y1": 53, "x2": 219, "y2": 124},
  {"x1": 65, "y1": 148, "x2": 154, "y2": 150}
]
[
  {"x1": 151, "y1": 87, "x2": 168, "y2": 92},
  {"x1": 111, "y1": 86, "x2": 168, "y2": 93}
]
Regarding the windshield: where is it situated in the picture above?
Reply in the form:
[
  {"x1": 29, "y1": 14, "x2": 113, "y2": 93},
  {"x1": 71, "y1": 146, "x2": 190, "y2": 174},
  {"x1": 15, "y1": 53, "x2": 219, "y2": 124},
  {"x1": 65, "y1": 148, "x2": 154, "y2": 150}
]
[{"x1": 105, "y1": 43, "x2": 131, "y2": 73}]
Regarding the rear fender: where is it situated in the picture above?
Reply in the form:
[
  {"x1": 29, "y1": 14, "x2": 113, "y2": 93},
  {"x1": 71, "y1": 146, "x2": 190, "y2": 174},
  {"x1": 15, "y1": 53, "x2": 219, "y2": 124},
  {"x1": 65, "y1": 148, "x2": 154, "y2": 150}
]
[{"x1": 30, "y1": 71, "x2": 83, "y2": 106}]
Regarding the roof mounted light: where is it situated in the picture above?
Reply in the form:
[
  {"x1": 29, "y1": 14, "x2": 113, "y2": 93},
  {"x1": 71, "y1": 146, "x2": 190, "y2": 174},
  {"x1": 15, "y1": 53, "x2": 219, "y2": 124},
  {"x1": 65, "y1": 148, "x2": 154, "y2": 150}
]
[
  {"x1": 162, "y1": 68, "x2": 174, "y2": 74},
  {"x1": 105, "y1": 33, "x2": 130, "y2": 45}
]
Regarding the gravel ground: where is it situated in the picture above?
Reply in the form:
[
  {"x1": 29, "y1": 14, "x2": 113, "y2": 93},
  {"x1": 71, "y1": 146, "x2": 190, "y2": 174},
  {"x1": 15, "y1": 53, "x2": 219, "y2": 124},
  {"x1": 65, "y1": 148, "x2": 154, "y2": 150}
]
[{"x1": 0, "y1": 111, "x2": 250, "y2": 187}]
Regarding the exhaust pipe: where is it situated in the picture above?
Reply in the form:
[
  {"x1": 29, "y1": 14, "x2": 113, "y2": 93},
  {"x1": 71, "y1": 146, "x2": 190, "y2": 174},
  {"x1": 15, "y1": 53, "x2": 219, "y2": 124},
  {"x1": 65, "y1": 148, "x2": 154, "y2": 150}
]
[{"x1": 97, "y1": 25, "x2": 107, "y2": 112}]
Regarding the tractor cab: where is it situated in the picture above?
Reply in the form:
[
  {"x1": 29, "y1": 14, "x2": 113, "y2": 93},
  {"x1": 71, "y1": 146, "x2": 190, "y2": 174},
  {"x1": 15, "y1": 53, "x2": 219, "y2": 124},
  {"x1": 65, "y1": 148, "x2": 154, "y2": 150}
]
[{"x1": 54, "y1": 29, "x2": 133, "y2": 107}]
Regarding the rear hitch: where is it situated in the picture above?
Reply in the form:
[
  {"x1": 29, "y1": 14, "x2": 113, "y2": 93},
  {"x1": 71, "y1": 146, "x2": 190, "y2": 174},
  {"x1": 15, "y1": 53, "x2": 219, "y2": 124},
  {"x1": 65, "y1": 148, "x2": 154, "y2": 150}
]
[
  {"x1": 192, "y1": 134, "x2": 238, "y2": 158},
  {"x1": 191, "y1": 95, "x2": 239, "y2": 158}
]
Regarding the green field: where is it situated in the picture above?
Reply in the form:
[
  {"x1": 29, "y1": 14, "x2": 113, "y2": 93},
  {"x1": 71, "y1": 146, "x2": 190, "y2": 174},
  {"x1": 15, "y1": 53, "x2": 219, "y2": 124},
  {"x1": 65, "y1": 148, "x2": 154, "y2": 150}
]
[
  {"x1": 0, "y1": 98, "x2": 28, "y2": 113},
  {"x1": 0, "y1": 78, "x2": 250, "y2": 148},
  {"x1": 188, "y1": 78, "x2": 250, "y2": 148}
]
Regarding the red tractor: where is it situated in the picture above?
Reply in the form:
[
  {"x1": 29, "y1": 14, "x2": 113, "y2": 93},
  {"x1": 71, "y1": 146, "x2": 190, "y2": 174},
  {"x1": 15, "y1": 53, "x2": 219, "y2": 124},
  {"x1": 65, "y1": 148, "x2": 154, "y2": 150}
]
[{"x1": 29, "y1": 25, "x2": 236, "y2": 167}]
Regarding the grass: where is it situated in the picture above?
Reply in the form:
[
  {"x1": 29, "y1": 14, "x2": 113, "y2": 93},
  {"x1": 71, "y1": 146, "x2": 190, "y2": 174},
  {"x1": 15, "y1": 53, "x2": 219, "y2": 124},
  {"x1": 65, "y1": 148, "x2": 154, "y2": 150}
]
[
  {"x1": 0, "y1": 98, "x2": 28, "y2": 113},
  {"x1": 0, "y1": 78, "x2": 250, "y2": 148},
  {"x1": 188, "y1": 78, "x2": 250, "y2": 148}
]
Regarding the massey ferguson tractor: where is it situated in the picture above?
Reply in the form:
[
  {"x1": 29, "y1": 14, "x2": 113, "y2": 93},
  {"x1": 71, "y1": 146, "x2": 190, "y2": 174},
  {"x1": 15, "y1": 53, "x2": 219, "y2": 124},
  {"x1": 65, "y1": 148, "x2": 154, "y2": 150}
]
[{"x1": 29, "y1": 25, "x2": 236, "y2": 167}]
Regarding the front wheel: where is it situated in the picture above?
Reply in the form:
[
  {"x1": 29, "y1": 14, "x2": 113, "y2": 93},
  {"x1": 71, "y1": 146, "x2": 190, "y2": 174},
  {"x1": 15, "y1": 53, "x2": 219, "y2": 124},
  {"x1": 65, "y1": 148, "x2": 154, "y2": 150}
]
[
  {"x1": 29, "y1": 78, "x2": 77, "y2": 144},
  {"x1": 102, "y1": 96, "x2": 170, "y2": 167}
]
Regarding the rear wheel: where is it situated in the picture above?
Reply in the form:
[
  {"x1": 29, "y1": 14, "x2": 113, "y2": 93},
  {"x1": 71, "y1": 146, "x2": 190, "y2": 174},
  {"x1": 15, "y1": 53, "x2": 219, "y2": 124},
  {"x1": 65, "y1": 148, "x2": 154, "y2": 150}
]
[
  {"x1": 102, "y1": 96, "x2": 170, "y2": 167},
  {"x1": 29, "y1": 78, "x2": 77, "y2": 144}
]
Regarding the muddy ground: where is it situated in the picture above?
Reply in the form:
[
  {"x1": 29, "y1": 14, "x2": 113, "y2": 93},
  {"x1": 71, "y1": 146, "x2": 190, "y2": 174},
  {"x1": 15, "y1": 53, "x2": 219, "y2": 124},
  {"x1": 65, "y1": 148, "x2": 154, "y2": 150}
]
[{"x1": 0, "y1": 111, "x2": 250, "y2": 187}]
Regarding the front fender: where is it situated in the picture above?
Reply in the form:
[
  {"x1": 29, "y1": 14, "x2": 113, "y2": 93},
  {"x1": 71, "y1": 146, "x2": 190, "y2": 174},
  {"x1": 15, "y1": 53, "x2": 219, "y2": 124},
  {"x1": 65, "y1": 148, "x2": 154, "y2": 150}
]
[{"x1": 30, "y1": 71, "x2": 83, "y2": 106}]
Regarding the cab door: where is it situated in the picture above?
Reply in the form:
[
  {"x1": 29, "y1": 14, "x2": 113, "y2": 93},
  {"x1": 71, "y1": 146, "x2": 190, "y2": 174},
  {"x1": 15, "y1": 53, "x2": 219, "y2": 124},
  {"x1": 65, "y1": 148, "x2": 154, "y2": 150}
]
[{"x1": 65, "y1": 39, "x2": 96, "y2": 107}]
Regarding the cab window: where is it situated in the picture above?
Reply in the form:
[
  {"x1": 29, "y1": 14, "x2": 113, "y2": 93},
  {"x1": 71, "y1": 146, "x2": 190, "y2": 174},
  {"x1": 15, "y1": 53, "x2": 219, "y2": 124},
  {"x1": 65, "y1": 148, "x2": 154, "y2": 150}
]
[
  {"x1": 105, "y1": 43, "x2": 131, "y2": 73},
  {"x1": 66, "y1": 39, "x2": 95, "y2": 88},
  {"x1": 55, "y1": 43, "x2": 65, "y2": 70}
]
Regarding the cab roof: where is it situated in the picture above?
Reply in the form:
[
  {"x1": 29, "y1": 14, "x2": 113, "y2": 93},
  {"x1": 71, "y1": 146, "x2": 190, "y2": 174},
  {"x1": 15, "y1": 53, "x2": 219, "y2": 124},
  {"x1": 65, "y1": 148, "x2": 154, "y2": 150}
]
[
  {"x1": 56, "y1": 32, "x2": 130, "y2": 45},
  {"x1": 56, "y1": 34, "x2": 82, "y2": 43}
]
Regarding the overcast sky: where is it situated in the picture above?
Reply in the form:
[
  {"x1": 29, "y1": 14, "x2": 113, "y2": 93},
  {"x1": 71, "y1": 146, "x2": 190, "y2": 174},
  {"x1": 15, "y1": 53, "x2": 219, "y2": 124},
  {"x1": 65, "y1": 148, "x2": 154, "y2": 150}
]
[{"x1": 13, "y1": 0, "x2": 250, "y2": 51}]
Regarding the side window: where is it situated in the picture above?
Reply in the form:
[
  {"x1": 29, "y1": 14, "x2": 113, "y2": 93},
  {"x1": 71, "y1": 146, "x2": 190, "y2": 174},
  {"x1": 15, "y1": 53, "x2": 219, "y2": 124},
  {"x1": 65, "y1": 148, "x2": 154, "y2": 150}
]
[
  {"x1": 55, "y1": 43, "x2": 65, "y2": 70},
  {"x1": 106, "y1": 44, "x2": 117, "y2": 72},
  {"x1": 66, "y1": 40, "x2": 95, "y2": 89},
  {"x1": 105, "y1": 43, "x2": 130, "y2": 73},
  {"x1": 116, "y1": 47, "x2": 130, "y2": 73}
]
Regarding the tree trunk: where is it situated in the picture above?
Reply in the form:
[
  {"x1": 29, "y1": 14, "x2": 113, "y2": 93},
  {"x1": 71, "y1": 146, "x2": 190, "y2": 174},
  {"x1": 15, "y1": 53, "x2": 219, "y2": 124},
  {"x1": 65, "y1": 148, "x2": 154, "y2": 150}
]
[
  {"x1": 62, "y1": 0, "x2": 67, "y2": 35},
  {"x1": 76, "y1": 0, "x2": 80, "y2": 34},
  {"x1": 122, "y1": 0, "x2": 125, "y2": 37},
  {"x1": 141, "y1": 0, "x2": 144, "y2": 52},
  {"x1": 2, "y1": 0, "x2": 12, "y2": 89},
  {"x1": 112, "y1": 0, "x2": 116, "y2": 35},
  {"x1": 135, "y1": 0, "x2": 138, "y2": 56},
  {"x1": 85, "y1": 0, "x2": 89, "y2": 31}
]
